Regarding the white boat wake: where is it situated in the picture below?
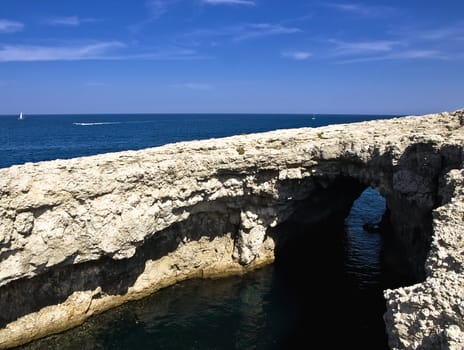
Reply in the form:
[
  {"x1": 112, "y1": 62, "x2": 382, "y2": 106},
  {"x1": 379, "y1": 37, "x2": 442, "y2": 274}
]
[{"x1": 73, "y1": 122, "x2": 123, "y2": 126}]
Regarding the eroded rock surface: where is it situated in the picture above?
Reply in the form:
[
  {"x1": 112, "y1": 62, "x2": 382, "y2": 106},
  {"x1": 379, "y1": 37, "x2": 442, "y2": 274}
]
[
  {"x1": 0, "y1": 110, "x2": 463, "y2": 348},
  {"x1": 384, "y1": 169, "x2": 464, "y2": 349}
]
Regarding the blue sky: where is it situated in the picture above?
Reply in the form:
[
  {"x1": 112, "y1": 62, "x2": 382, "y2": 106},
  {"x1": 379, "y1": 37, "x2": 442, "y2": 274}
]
[{"x1": 1, "y1": 0, "x2": 463, "y2": 114}]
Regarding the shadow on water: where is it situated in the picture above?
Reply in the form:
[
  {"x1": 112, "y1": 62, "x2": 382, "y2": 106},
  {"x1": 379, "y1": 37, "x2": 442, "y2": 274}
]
[
  {"x1": 16, "y1": 188, "x2": 418, "y2": 350},
  {"x1": 272, "y1": 187, "x2": 418, "y2": 350}
]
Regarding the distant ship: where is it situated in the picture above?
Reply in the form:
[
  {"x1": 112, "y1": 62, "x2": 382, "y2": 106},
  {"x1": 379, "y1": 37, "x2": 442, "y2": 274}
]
[{"x1": 18, "y1": 112, "x2": 24, "y2": 120}]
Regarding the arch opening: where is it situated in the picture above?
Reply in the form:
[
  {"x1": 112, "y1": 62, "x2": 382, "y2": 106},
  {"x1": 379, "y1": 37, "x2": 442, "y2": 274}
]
[
  {"x1": 13, "y1": 179, "x2": 433, "y2": 350},
  {"x1": 271, "y1": 180, "x2": 421, "y2": 349}
]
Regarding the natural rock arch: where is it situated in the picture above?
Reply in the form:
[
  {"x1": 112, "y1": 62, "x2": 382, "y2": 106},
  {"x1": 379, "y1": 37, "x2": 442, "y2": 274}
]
[{"x1": 0, "y1": 110, "x2": 463, "y2": 349}]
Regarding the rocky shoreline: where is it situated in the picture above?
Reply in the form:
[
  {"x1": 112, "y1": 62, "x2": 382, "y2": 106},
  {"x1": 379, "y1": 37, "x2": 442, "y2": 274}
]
[{"x1": 0, "y1": 110, "x2": 463, "y2": 349}]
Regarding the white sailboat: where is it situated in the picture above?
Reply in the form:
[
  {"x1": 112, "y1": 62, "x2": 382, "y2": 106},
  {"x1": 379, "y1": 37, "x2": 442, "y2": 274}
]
[{"x1": 18, "y1": 112, "x2": 23, "y2": 120}]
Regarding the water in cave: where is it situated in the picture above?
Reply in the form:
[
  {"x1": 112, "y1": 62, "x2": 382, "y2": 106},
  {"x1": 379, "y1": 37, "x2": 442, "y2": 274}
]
[
  {"x1": 16, "y1": 188, "x2": 418, "y2": 350},
  {"x1": 272, "y1": 187, "x2": 418, "y2": 349}
]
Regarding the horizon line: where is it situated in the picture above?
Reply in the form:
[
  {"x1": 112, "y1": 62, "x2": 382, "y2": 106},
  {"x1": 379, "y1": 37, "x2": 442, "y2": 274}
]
[{"x1": 0, "y1": 111, "x2": 409, "y2": 117}]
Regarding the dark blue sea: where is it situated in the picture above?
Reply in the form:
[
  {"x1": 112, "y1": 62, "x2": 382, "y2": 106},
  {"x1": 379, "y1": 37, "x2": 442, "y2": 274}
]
[
  {"x1": 3, "y1": 114, "x2": 414, "y2": 350},
  {"x1": 0, "y1": 113, "x2": 396, "y2": 169}
]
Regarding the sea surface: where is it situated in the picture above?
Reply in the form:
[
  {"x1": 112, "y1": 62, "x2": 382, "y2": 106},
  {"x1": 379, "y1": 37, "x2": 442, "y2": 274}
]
[
  {"x1": 2, "y1": 113, "x2": 415, "y2": 349},
  {"x1": 0, "y1": 113, "x2": 395, "y2": 169}
]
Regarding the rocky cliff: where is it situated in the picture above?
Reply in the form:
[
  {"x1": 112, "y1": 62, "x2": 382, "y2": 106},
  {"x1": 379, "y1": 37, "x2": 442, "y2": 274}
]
[{"x1": 0, "y1": 110, "x2": 463, "y2": 349}]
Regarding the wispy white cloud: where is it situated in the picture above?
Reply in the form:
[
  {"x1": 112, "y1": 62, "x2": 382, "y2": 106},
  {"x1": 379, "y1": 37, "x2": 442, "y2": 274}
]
[
  {"x1": 123, "y1": 47, "x2": 210, "y2": 60},
  {"x1": 0, "y1": 42, "x2": 124, "y2": 62},
  {"x1": 173, "y1": 82, "x2": 214, "y2": 90},
  {"x1": 329, "y1": 20, "x2": 464, "y2": 64},
  {"x1": 187, "y1": 23, "x2": 301, "y2": 42},
  {"x1": 4, "y1": 41, "x2": 213, "y2": 62},
  {"x1": 409, "y1": 23, "x2": 464, "y2": 41},
  {"x1": 45, "y1": 16, "x2": 100, "y2": 26},
  {"x1": 421, "y1": 28, "x2": 455, "y2": 41},
  {"x1": 0, "y1": 19, "x2": 24, "y2": 33},
  {"x1": 201, "y1": 0, "x2": 255, "y2": 5},
  {"x1": 382, "y1": 22, "x2": 464, "y2": 62},
  {"x1": 330, "y1": 39, "x2": 403, "y2": 55},
  {"x1": 282, "y1": 50, "x2": 312, "y2": 60},
  {"x1": 392, "y1": 50, "x2": 445, "y2": 59},
  {"x1": 129, "y1": 0, "x2": 177, "y2": 33},
  {"x1": 0, "y1": 42, "x2": 209, "y2": 62},
  {"x1": 327, "y1": 36, "x2": 452, "y2": 63},
  {"x1": 146, "y1": 0, "x2": 177, "y2": 19},
  {"x1": 236, "y1": 23, "x2": 300, "y2": 40},
  {"x1": 327, "y1": 3, "x2": 368, "y2": 14},
  {"x1": 336, "y1": 49, "x2": 446, "y2": 64},
  {"x1": 324, "y1": 2, "x2": 397, "y2": 17}
]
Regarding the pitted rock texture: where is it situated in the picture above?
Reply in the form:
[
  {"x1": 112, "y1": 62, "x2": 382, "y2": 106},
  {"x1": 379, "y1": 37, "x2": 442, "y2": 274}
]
[
  {"x1": 0, "y1": 110, "x2": 463, "y2": 349},
  {"x1": 384, "y1": 169, "x2": 464, "y2": 349}
]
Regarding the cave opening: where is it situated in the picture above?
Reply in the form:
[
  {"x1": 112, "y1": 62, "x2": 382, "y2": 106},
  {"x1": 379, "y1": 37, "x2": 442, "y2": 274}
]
[{"x1": 272, "y1": 183, "x2": 420, "y2": 349}]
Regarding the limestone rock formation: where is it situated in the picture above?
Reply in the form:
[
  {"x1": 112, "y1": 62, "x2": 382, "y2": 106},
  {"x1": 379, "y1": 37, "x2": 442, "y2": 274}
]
[
  {"x1": 384, "y1": 168, "x2": 464, "y2": 349},
  {"x1": 0, "y1": 110, "x2": 463, "y2": 349}
]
